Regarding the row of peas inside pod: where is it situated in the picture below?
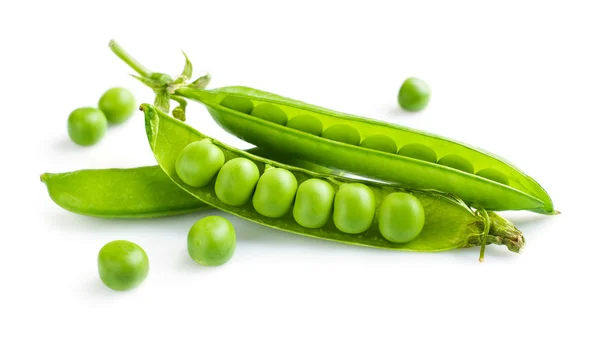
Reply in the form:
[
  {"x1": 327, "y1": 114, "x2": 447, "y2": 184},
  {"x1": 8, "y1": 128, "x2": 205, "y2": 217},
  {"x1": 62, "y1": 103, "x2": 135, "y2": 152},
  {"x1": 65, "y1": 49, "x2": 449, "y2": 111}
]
[
  {"x1": 218, "y1": 95, "x2": 509, "y2": 185},
  {"x1": 176, "y1": 139, "x2": 425, "y2": 243}
]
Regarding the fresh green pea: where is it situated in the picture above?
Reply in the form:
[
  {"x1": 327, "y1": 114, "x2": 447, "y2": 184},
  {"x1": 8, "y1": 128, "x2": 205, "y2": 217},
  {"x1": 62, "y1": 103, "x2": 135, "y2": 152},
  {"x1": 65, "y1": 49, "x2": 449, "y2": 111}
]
[
  {"x1": 322, "y1": 124, "x2": 361, "y2": 146},
  {"x1": 398, "y1": 143, "x2": 437, "y2": 163},
  {"x1": 252, "y1": 168, "x2": 298, "y2": 218},
  {"x1": 360, "y1": 135, "x2": 397, "y2": 154},
  {"x1": 476, "y1": 168, "x2": 509, "y2": 185},
  {"x1": 333, "y1": 183, "x2": 376, "y2": 234},
  {"x1": 398, "y1": 77, "x2": 431, "y2": 112},
  {"x1": 98, "y1": 87, "x2": 137, "y2": 123},
  {"x1": 220, "y1": 95, "x2": 254, "y2": 114},
  {"x1": 67, "y1": 107, "x2": 107, "y2": 146},
  {"x1": 293, "y1": 178, "x2": 335, "y2": 228},
  {"x1": 251, "y1": 103, "x2": 288, "y2": 125},
  {"x1": 286, "y1": 115, "x2": 323, "y2": 136},
  {"x1": 97, "y1": 240, "x2": 149, "y2": 291},
  {"x1": 187, "y1": 216, "x2": 236, "y2": 267},
  {"x1": 438, "y1": 154, "x2": 474, "y2": 174},
  {"x1": 215, "y1": 158, "x2": 260, "y2": 206},
  {"x1": 378, "y1": 192, "x2": 425, "y2": 243},
  {"x1": 176, "y1": 140, "x2": 225, "y2": 187}
]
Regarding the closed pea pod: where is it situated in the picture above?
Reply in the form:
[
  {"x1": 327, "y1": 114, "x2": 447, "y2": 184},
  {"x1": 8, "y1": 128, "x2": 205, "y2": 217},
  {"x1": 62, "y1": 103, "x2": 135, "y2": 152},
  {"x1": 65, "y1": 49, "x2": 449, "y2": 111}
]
[
  {"x1": 378, "y1": 192, "x2": 425, "y2": 243},
  {"x1": 322, "y1": 124, "x2": 361, "y2": 146},
  {"x1": 333, "y1": 183, "x2": 376, "y2": 234},
  {"x1": 176, "y1": 139, "x2": 225, "y2": 187},
  {"x1": 293, "y1": 178, "x2": 335, "y2": 228},
  {"x1": 251, "y1": 103, "x2": 288, "y2": 125},
  {"x1": 398, "y1": 143, "x2": 437, "y2": 163},
  {"x1": 252, "y1": 167, "x2": 298, "y2": 218},
  {"x1": 286, "y1": 114, "x2": 323, "y2": 136},
  {"x1": 215, "y1": 157, "x2": 260, "y2": 206},
  {"x1": 360, "y1": 134, "x2": 397, "y2": 154}
]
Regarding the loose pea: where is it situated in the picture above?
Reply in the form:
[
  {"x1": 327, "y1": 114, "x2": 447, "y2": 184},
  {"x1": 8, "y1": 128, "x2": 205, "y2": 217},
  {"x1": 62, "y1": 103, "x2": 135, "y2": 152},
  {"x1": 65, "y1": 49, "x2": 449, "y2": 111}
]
[
  {"x1": 437, "y1": 154, "x2": 474, "y2": 174},
  {"x1": 322, "y1": 124, "x2": 361, "y2": 146},
  {"x1": 187, "y1": 216, "x2": 236, "y2": 267},
  {"x1": 252, "y1": 168, "x2": 298, "y2": 218},
  {"x1": 251, "y1": 103, "x2": 288, "y2": 126},
  {"x1": 360, "y1": 135, "x2": 397, "y2": 154},
  {"x1": 378, "y1": 193, "x2": 425, "y2": 243},
  {"x1": 333, "y1": 183, "x2": 376, "y2": 234},
  {"x1": 398, "y1": 77, "x2": 431, "y2": 112},
  {"x1": 398, "y1": 143, "x2": 437, "y2": 163},
  {"x1": 67, "y1": 107, "x2": 108, "y2": 146},
  {"x1": 98, "y1": 87, "x2": 137, "y2": 123},
  {"x1": 97, "y1": 240, "x2": 149, "y2": 291},
  {"x1": 215, "y1": 158, "x2": 260, "y2": 206},
  {"x1": 175, "y1": 140, "x2": 225, "y2": 187},
  {"x1": 286, "y1": 115, "x2": 323, "y2": 136},
  {"x1": 476, "y1": 168, "x2": 509, "y2": 185},
  {"x1": 293, "y1": 179, "x2": 335, "y2": 228},
  {"x1": 220, "y1": 95, "x2": 254, "y2": 114}
]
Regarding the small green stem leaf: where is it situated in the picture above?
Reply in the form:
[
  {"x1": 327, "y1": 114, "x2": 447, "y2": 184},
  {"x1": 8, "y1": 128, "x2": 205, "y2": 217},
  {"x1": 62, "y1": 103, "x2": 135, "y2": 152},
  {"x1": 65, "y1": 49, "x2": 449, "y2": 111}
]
[
  {"x1": 181, "y1": 51, "x2": 193, "y2": 80},
  {"x1": 171, "y1": 95, "x2": 188, "y2": 121},
  {"x1": 191, "y1": 72, "x2": 212, "y2": 89},
  {"x1": 477, "y1": 208, "x2": 491, "y2": 262},
  {"x1": 154, "y1": 92, "x2": 170, "y2": 114}
]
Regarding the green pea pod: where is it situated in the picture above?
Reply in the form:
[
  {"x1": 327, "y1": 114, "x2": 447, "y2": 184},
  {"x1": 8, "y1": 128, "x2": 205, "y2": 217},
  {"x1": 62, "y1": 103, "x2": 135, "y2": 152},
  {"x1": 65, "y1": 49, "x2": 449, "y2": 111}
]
[
  {"x1": 108, "y1": 41, "x2": 555, "y2": 215},
  {"x1": 178, "y1": 86, "x2": 555, "y2": 215},
  {"x1": 40, "y1": 150, "x2": 336, "y2": 219},
  {"x1": 140, "y1": 103, "x2": 524, "y2": 258}
]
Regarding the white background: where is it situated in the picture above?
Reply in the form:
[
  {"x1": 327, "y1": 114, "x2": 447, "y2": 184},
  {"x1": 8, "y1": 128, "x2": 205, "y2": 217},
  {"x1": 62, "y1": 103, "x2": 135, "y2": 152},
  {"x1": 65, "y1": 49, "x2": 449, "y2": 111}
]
[{"x1": 1, "y1": 0, "x2": 599, "y2": 337}]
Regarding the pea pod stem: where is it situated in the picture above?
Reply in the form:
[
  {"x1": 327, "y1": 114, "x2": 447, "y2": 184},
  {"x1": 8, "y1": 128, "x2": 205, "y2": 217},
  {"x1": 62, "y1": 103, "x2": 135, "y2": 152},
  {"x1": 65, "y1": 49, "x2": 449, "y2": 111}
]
[{"x1": 109, "y1": 40, "x2": 152, "y2": 78}]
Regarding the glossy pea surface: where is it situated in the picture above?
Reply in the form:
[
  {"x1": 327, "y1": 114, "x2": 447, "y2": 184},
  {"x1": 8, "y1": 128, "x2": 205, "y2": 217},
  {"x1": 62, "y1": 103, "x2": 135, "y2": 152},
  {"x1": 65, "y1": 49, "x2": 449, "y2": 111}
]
[
  {"x1": 215, "y1": 158, "x2": 260, "y2": 206},
  {"x1": 98, "y1": 87, "x2": 136, "y2": 123},
  {"x1": 176, "y1": 140, "x2": 225, "y2": 187},
  {"x1": 293, "y1": 178, "x2": 335, "y2": 228},
  {"x1": 187, "y1": 216, "x2": 236, "y2": 266},
  {"x1": 438, "y1": 154, "x2": 474, "y2": 174},
  {"x1": 333, "y1": 183, "x2": 376, "y2": 234},
  {"x1": 286, "y1": 115, "x2": 323, "y2": 136},
  {"x1": 398, "y1": 77, "x2": 431, "y2": 112},
  {"x1": 360, "y1": 135, "x2": 397, "y2": 153},
  {"x1": 251, "y1": 103, "x2": 288, "y2": 125},
  {"x1": 477, "y1": 168, "x2": 509, "y2": 185},
  {"x1": 378, "y1": 193, "x2": 425, "y2": 243},
  {"x1": 252, "y1": 168, "x2": 298, "y2": 218},
  {"x1": 97, "y1": 240, "x2": 149, "y2": 291},
  {"x1": 220, "y1": 95, "x2": 254, "y2": 114},
  {"x1": 322, "y1": 124, "x2": 361, "y2": 146},
  {"x1": 67, "y1": 107, "x2": 107, "y2": 146},
  {"x1": 398, "y1": 143, "x2": 437, "y2": 163}
]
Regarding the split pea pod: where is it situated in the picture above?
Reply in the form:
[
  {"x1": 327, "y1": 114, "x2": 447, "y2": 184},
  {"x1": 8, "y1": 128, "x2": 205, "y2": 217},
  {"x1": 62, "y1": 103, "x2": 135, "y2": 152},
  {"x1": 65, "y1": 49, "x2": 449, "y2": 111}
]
[{"x1": 140, "y1": 103, "x2": 524, "y2": 257}]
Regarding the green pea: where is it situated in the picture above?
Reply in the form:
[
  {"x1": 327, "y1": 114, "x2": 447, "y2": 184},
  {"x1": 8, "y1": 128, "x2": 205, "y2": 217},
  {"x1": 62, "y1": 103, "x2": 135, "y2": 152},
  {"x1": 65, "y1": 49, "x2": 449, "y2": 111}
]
[
  {"x1": 322, "y1": 124, "x2": 361, "y2": 146},
  {"x1": 220, "y1": 95, "x2": 254, "y2": 114},
  {"x1": 437, "y1": 154, "x2": 474, "y2": 174},
  {"x1": 398, "y1": 77, "x2": 431, "y2": 112},
  {"x1": 98, "y1": 87, "x2": 137, "y2": 123},
  {"x1": 293, "y1": 178, "x2": 335, "y2": 228},
  {"x1": 97, "y1": 240, "x2": 149, "y2": 291},
  {"x1": 360, "y1": 135, "x2": 397, "y2": 154},
  {"x1": 215, "y1": 158, "x2": 260, "y2": 206},
  {"x1": 252, "y1": 168, "x2": 298, "y2": 218},
  {"x1": 251, "y1": 103, "x2": 288, "y2": 125},
  {"x1": 476, "y1": 168, "x2": 509, "y2": 185},
  {"x1": 67, "y1": 107, "x2": 107, "y2": 146},
  {"x1": 378, "y1": 193, "x2": 425, "y2": 243},
  {"x1": 333, "y1": 183, "x2": 376, "y2": 234},
  {"x1": 187, "y1": 216, "x2": 236, "y2": 267},
  {"x1": 398, "y1": 143, "x2": 437, "y2": 163},
  {"x1": 175, "y1": 140, "x2": 225, "y2": 187},
  {"x1": 286, "y1": 115, "x2": 323, "y2": 136}
]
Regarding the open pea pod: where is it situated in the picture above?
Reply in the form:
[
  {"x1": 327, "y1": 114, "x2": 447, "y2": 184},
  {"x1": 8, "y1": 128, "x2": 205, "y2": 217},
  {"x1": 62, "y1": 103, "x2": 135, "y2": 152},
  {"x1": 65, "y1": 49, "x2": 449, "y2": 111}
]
[
  {"x1": 141, "y1": 103, "x2": 524, "y2": 258},
  {"x1": 178, "y1": 86, "x2": 556, "y2": 215},
  {"x1": 109, "y1": 40, "x2": 556, "y2": 215}
]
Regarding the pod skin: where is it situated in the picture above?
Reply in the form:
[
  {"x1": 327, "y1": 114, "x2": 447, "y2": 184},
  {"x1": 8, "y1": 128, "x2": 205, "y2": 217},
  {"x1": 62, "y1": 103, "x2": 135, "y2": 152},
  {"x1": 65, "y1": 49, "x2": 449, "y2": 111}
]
[{"x1": 140, "y1": 103, "x2": 525, "y2": 255}]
